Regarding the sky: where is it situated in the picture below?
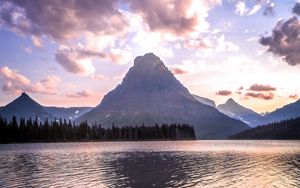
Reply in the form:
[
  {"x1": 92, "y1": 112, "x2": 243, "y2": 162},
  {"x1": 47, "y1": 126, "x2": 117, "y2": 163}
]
[{"x1": 0, "y1": 0, "x2": 300, "y2": 113}]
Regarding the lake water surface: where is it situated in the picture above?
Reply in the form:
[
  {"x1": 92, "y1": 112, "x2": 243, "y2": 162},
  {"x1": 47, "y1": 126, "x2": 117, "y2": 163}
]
[{"x1": 0, "y1": 141, "x2": 299, "y2": 188}]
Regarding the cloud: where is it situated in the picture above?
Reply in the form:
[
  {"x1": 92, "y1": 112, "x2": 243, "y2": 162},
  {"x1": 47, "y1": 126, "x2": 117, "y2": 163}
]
[
  {"x1": 31, "y1": 36, "x2": 43, "y2": 48},
  {"x1": 39, "y1": 75, "x2": 61, "y2": 90},
  {"x1": 90, "y1": 74, "x2": 107, "y2": 80},
  {"x1": 289, "y1": 94, "x2": 299, "y2": 100},
  {"x1": 0, "y1": 66, "x2": 30, "y2": 86},
  {"x1": 55, "y1": 45, "x2": 132, "y2": 75},
  {"x1": 247, "y1": 4, "x2": 261, "y2": 16},
  {"x1": 259, "y1": 17, "x2": 300, "y2": 66},
  {"x1": 127, "y1": 0, "x2": 220, "y2": 37},
  {"x1": 216, "y1": 90, "x2": 232, "y2": 96},
  {"x1": 183, "y1": 38, "x2": 213, "y2": 50},
  {"x1": 235, "y1": 1, "x2": 272, "y2": 16},
  {"x1": 55, "y1": 45, "x2": 96, "y2": 76},
  {"x1": 235, "y1": 1, "x2": 247, "y2": 16},
  {"x1": 67, "y1": 90, "x2": 94, "y2": 98},
  {"x1": 173, "y1": 59, "x2": 206, "y2": 74},
  {"x1": 215, "y1": 35, "x2": 240, "y2": 52},
  {"x1": 248, "y1": 84, "x2": 276, "y2": 91},
  {"x1": 23, "y1": 46, "x2": 32, "y2": 54},
  {"x1": 183, "y1": 35, "x2": 239, "y2": 53},
  {"x1": 0, "y1": 0, "x2": 221, "y2": 41},
  {"x1": 0, "y1": 66, "x2": 60, "y2": 94},
  {"x1": 292, "y1": 2, "x2": 300, "y2": 16},
  {"x1": 0, "y1": 0, "x2": 222, "y2": 75},
  {"x1": 263, "y1": 3, "x2": 275, "y2": 17},
  {"x1": 0, "y1": 0, "x2": 128, "y2": 41},
  {"x1": 171, "y1": 67, "x2": 188, "y2": 75},
  {"x1": 238, "y1": 86, "x2": 244, "y2": 90},
  {"x1": 245, "y1": 92, "x2": 274, "y2": 100}
]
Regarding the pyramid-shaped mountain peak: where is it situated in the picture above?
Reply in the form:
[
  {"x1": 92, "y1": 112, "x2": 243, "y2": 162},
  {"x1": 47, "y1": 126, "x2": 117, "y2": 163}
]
[
  {"x1": 19, "y1": 92, "x2": 31, "y2": 100},
  {"x1": 119, "y1": 53, "x2": 185, "y2": 92},
  {"x1": 226, "y1": 98, "x2": 237, "y2": 104},
  {"x1": 134, "y1": 53, "x2": 164, "y2": 66},
  {"x1": 0, "y1": 92, "x2": 53, "y2": 120},
  {"x1": 131, "y1": 53, "x2": 169, "y2": 75},
  {"x1": 77, "y1": 53, "x2": 249, "y2": 139}
]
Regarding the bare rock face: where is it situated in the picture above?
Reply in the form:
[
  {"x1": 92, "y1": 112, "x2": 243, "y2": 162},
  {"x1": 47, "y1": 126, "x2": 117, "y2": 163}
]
[{"x1": 78, "y1": 53, "x2": 249, "y2": 139}]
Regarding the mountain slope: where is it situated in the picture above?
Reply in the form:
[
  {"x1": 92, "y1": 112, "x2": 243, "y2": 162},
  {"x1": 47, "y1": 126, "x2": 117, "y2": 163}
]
[
  {"x1": 256, "y1": 99, "x2": 300, "y2": 126},
  {"x1": 0, "y1": 92, "x2": 53, "y2": 120},
  {"x1": 45, "y1": 107, "x2": 92, "y2": 120},
  {"x1": 192, "y1": 94, "x2": 216, "y2": 108},
  {"x1": 217, "y1": 98, "x2": 262, "y2": 127},
  {"x1": 77, "y1": 53, "x2": 249, "y2": 139},
  {"x1": 229, "y1": 117, "x2": 300, "y2": 140}
]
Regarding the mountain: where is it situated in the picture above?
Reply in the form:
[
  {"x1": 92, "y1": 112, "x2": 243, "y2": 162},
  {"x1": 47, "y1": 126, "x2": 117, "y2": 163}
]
[
  {"x1": 45, "y1": 107, "x2": 92, "y2": 120},
  {"x1": 256, "y1": 99, "x2": 300, "y2": 126},
  {"x1": 228, "y1": 117, "x2": 300, "y2": 140},
  {"x1": 192, "y1": 94, "x2": 216, "y2": 108},
  {"x1": 77, "y1": 53, "x2": 249, "y2": 139},
  {"x1": 0, "y1": 92, "x2": 53, "y2": 120},
  {"x1": 217, "y1": 98, "x2": 262, "y2": 127}
]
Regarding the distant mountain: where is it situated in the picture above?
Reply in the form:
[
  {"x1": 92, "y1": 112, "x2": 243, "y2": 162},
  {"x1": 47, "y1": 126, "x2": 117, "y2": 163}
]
[
  {"x1": 256, "y1": 99, "x2": 300, "y2": 126},
  {"x1": 228, "y1": 117, "x2": 300, "y2": 140},
  {"x1": 217, "y1": 98, "x2": 262, "y2": 127},
  {"x1": 0, "y1": 93, "x2": 93, "y2": 121},
  {"x1": 77, "y1": 53, "x2": 249, "y2": 139},
  {"x1": 192, "y1": 94, "x2": 216, "y2": 108},
  {"x1": 0, "y1": 92, "x2": 53, "y2": 120},
  {"x1": 45, "y1": 107, "x2": 92, "y2": 120}
]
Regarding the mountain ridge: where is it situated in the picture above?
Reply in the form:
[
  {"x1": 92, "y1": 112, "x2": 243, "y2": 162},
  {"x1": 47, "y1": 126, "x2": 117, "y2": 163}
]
[
  {"x1": 0, "y1": 92, "x2": 93, "y2": 121},
  {"x1": 217, "y1": 98, "x2": 262, "y2": 127},
  {"x1": 255, "y1": 99, "x2": 300, "y2": 126},
  {"x1": 192, "y1": 94, "x2": 216, "y2": 108}
]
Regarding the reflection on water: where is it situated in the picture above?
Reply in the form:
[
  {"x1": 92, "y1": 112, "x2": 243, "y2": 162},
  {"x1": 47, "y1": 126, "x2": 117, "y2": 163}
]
[{"x1": 0, "y1": 141, "x2": 299, "y2": 187}]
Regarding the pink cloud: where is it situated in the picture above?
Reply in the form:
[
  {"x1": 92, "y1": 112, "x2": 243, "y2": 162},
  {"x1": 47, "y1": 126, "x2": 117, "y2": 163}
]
[
  {"x1": 0, "y1": 66, "x2": 30, "y2": 86},
  {"x1": 289, "y1": 94, "x2": 299, "y2": 100},
  {"x1": 67, "y1": 90, "x2": 94, "y2": 98},
  {"x1": 127, "y1": 0, "x2": 219, "y2": 36},
  {"x1": 183, "y1": 38, "x2": 213, "y2": 49},
  {"x1": 55, "y1": 45, "x2": 96, "y2": 75},
  {"x1": 248, "y1": 84, "x2": 276, "y2": 91},
  {"x1": 216, "y1": 90, "x2": 232, "y2": 96},
  {"x1": 171, "y1": 67, "x2": 188, "y2": 75},
  {"x1": 245, "y1": 92, "x2": 274, "y2": 100},
  {"x1": 0, "y1": 0, "x2": 128, "y2": 42},
  {"x1": 31, "y1": 36, "x2": 44, "y2": 48},
  {"x1": 0, "y1": 66, "x2": 60, "y2": 95}
]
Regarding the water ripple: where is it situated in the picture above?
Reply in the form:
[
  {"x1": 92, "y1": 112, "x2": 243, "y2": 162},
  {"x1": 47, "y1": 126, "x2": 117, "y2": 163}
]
[{"x1": 0, "y1": 141, "x2": 299, "y2": 187}]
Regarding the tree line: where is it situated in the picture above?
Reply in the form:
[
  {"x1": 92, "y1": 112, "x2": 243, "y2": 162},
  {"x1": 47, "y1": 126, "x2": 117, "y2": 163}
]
[
  {"x1": 0, "y1": 116, "x2": 196, "y2": 143},
  {"x1": 229, "y1": 117, "x2": 300, "y2": 139}
]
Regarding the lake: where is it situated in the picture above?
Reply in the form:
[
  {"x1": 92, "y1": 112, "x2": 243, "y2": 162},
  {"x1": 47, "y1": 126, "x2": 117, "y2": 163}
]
[{"x1": 0, "y1": 141, "x2": 299, "y2": 187}]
